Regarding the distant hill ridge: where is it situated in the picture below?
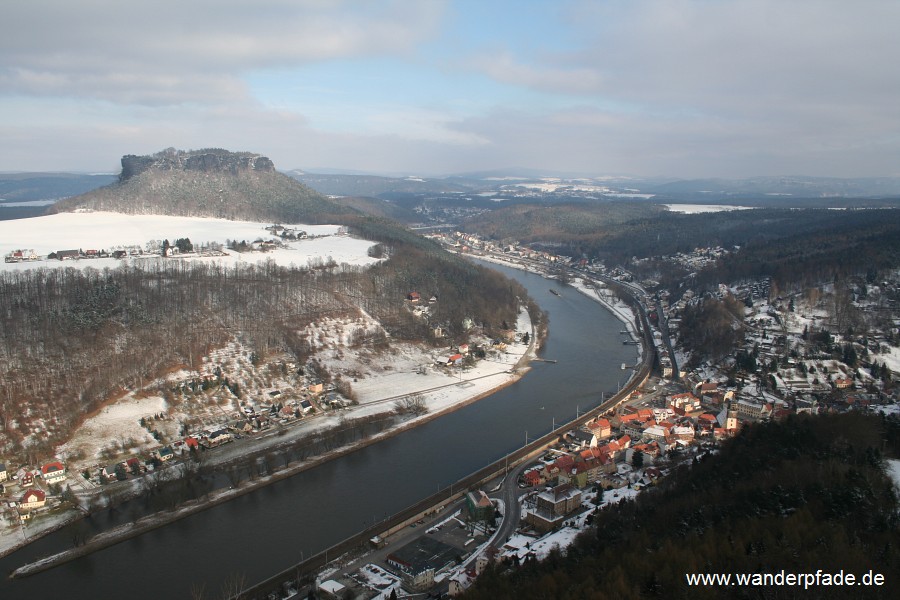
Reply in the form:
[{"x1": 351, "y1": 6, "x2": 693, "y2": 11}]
[{"x1": 51, "y1": 148, "x2": 357, "y2": 224}]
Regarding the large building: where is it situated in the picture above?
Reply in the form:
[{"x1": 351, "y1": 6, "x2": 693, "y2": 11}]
[
  {"x1": 524, "y1": 483, "x2": 583, "y2": 533},
  {"x1": 386, "y1": 537, "x2": 460, "y2": 592}
]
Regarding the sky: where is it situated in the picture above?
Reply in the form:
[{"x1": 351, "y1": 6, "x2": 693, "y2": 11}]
[{"x1": 2, "y1": 0, "x2": 898, "y2": 178}]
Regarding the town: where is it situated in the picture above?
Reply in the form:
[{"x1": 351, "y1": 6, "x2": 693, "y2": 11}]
[
  {"x1": 2, "y1": 226, "x2": 898, "y2": 599},
  {"x1": 205, "y1": 231, "x2": 899, "y2": 599}
]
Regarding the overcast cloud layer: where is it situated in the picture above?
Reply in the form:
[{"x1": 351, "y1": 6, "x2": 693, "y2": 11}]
[{"x1": 2, "y1": 0, "x2": 898, "y2": 178}]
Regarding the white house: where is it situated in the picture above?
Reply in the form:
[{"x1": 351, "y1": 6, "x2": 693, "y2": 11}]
[{"x1": 40, "y1": 461, "x2": 67, "y2": 485}]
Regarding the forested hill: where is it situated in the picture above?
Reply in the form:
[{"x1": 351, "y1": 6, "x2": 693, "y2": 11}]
[
  {"x1": 463, "y1": 413, "x2": 900, "y2": 600},
  {"x1": 49, "y1": 148, "x2": 357, "y2": 223}
]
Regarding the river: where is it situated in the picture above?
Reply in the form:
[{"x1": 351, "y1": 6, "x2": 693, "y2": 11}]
[{"x1": 0, "y1": 262, "x2": 637, "y2": 599}]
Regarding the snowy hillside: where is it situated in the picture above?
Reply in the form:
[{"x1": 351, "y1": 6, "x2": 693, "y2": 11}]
[{"x1": 0, "y1": 212, "x2": 379, "y2": 271}]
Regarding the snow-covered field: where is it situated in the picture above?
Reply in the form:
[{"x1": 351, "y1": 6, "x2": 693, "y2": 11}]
[
  {"x1": 0, "y1": 212, "x2": 379, "y2": 271},
  {"x1": 664, "y1": 204, "x2": 754, "y2": 213},
  {"x1": 58, "y1": 395, "x2": 167, "y2": 465}
]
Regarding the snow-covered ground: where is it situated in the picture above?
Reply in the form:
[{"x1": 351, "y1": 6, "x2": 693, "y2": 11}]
[
  {"x1": 0, "y1": 212, "x2": 378, "y2": 271},
  {"x1": 886, "y1": 460, "x2": 900, "y2": 495},
  {"x1": 663, "y1": 204, "x2": 754, "y2": 214},
  {"x1": 501, "y1": 528, "x2": 582, "y2": 562},
  {"x1": 313, "y1": 306, "x2": 534, "y2": 421},
  {"x1": 58, "y1": 395, "x2": 167, "y2": 465},
  {"x1": 878, "y1": 345, "x2": 900, "y2": 374}
]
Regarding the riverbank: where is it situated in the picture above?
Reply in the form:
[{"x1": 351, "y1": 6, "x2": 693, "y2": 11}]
[
  {"x1": 469, "y1": 253, "x2": 640, "y2": 345},
  {"x1": 6, "y1": 306, "x2": 539, "y2": 577}
]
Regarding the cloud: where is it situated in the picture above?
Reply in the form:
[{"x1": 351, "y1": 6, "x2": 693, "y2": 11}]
[
  {"x1": 458, "y1": 0, "x2": 900, "y2": 177},
  {"x1": 472, "y1": 51, "x2": 604, "y2": 95},
  {"x1": 3, "y1": 0, "x2": 897, "y2": 177},
  {"x1": 1, "y1": 0, "x2": 445, "y2": 106}
]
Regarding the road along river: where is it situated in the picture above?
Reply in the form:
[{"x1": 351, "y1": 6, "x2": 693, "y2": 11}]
[{"x1": 0, "y1": 262, "x2": 638, "y2": 599}]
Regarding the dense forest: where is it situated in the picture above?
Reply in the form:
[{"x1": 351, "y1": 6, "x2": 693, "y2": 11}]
[
  {"x1": 463, "y1": 204, "x2": 900, "y2": 291},
  {"x1": 0, "y1": 220, "x2": 527, "y2": 460},
  {"x1": 461, "y1": 202, "x2": 664, "y2": 245},
  {"x1": 463, "y1": 413, "x2": 900, "y2": 599}
]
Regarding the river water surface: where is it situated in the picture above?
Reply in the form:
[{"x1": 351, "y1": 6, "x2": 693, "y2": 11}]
[{"x1": 0, "y1": 262, "x2": 637, "y2": 599}]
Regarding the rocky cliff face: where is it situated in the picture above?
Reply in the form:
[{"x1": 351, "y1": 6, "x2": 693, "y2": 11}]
[
  {"x1": 52, "y1": 147, "x2": 354, "y2": 223},
  {"x1": 120, "y1": 148, "x2": 275, "y2": 182}
]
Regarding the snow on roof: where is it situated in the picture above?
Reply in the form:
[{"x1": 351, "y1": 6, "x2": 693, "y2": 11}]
[{"x1": 318, "y1": 580, "x2": 345, "y2": 593}]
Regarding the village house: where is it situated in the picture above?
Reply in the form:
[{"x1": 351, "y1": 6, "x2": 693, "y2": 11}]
[
  {"x1": 669, "y1": 393, "x2": 701, "y2": 415},
  {"x1": 523, "y1": 469, "x2": 542, "y2": 487},
  {"x1": 21, "y1": 471, "x2": 35, "y2": 487},
  {"x1": 20, "y1": 488, "x2": 47, "y2": 510},
  {"x1": 40, "y1": 461, "x2": 67, "y2": 485},
  {"x1": 126, "y1": 457, "x2": 142, "y2": 475},
  {"x1": 445, "y1": 353, "x2": 464, "y2": 366},
  {"x1": 207, "y1": 429, "x2": 233, "y2": 447},
  {"x1": 670, "y1": 425, "x2": 695, "y2": 442},
  {"x1": 0, "y1": 463, "x2": 7, "y2": 482},
  {"x1": 103, "y1": 462, "x2": 127, "y2": 482},
  {"x1": 157, "y1": 446, "x2": 175, "y2": 462},
  {"x1": 696, "y1": 381, "x2": 719, "y2": 398},
  {"x1": 698, "y1": 413, "x2": 718, "y2": 432},
  {"x1": 406, "y1": 291, "x2": 421, "y2": 303},
  {"x1": 585, "y1": 417, "x2": 611, "y2": 440},
  {"x1": 308, "y1": 378, "x2": 324, "y2": 394},
  {"x1": 834, "y1": 377, "x2": 853, "y2": 389},
  {"x1": 55, "y1": 249, "x2": 80, "y2": 260},
  {"x1": 620, "y1": 419, "x2": 646, "y2": 440},
  {"x1": 628, "y1": 441, "x2": 663, "y2": 464},
  {"x1": 566, "y1": 428, "x2": 597, "y2": 449},
  {"x1": 448, "y1": 568, "x2": 477, "y2": 597},
  {"x1": 642, "y1": 424, "x2": 669, "y2": 444}
]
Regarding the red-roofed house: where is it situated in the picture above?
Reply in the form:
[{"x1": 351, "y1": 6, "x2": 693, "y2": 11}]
[
  {"x1": 555, "y1": 454, "x2": 576, "y2": 472},
  {"x1": 697, "y1": 382, "x2": 719, "y2": 396},
  {"x1": 523, "y1": 470, "x2": 542, "y2": 487},
  {"x1": 21, "y1": 489, "x2": 46, "y2": 510},
  {"x1": 698, "y1": 413, "x2": 718, "y2": 428},
  {"x1": 446, "y1": 353, "x2": 464, "y2": 365},
  {"x1": 40, "y1": 461, "x2": 67, "y2": 485},
  {"x1": 586, "y1": 417, "x2": 611, "y2": 439}
]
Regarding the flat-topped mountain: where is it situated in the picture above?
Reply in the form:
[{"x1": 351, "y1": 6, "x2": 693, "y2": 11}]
[{"x1": 51, "y1": 148, "x2": 356, "y2": 223}]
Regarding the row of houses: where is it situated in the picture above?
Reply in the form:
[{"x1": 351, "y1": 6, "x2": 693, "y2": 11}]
[
  {"x1": 1, "y1": 461, "x2": 67, "y2": 489},
  {"x1": 1, "y1": 461, "x2": 67, "y2": 523}
]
